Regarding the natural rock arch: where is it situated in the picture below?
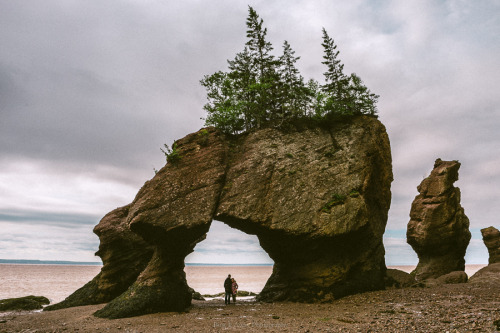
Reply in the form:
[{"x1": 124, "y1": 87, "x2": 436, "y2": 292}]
[
  {"x1": 184, "y1": 219, "x2": 273, "y2": 266},
  {"x1": 48, "y1": 116, "x2": 393, "y2": 319}
]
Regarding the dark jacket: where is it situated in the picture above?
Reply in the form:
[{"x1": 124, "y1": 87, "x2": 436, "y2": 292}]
[{"x1": 224, "y1": 277, "x2": 232, "y2": 293}]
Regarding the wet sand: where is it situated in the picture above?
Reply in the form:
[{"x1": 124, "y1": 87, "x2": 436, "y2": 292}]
[{"x1": 2, "y1": 280, "x2": 499, "y2": 332}]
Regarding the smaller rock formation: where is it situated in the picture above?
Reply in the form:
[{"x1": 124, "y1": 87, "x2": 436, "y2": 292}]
[
  {"x1": 424, "y1": 271, "x2": 468, "y2": 287},
  {"x1": 0, "y1": 296, "x2": 49, "y2": 311},
  {"x1": 469, "y1": 263, "x2": 500, "y2": 284},
  {"x1": 407, "y1": 159, "x2": 471, "y2": 281},
  {"x1": 45, "y1": 205, "x2": 154, "y2": 311},
  {"x1": 481, "y1": 226, "x2": 500, "y2": 264}
]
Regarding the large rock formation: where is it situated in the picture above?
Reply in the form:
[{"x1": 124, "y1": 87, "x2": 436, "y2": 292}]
[
  {"x1": 53, "y1": 116, "x2": 393, "y2": 318},
  {"x1": 481, "y1": 226, "x2": 500, "y2": 264},
  {"x1": 45, "y1": 205, "x2": 154, "y2": 311},
  {"x1": 407, "y1": 159, "x2": 471, "y2": 281}
]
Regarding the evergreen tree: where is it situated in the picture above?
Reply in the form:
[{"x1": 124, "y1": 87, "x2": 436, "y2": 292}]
[
  {"x1": 320, "y1": 28, "x2": 351, "y2": 115},
  {"x1": 200, "y1": 71, "x2": 243, "y2": 134},
  {"x1": 245, "y1": 6, "x2": 280, "y2": 125},
  {"x1": 227, "y1": 47, "x2": 257, "y2": 131},
  {"x1": 199, "y1": 8, "x2": 379, "y2": 134},
  {"x1": 347, "y1": 73, "x2": 379, "y2": 115},
  {"x1": 320, "y1": 28, "x2": 378, "y2": 116},
  {"x1": 278, "y1": 41, "x2": 309, "y2": 121},
  {"x1": 306, "y1": 79, "x2": 327, "y2": 118}
]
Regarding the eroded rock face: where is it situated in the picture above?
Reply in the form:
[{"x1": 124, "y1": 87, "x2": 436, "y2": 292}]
[
  {"x1": 481, "y1": 226, "x2": 500, "y2": 264},
  {"x1": 407, "y1": 159, "x2": 471, "y2": 281},
  {"x1": 45, "y1": 205, "x2": 154, "y2": 311},
  {"x1": 216, "y1": 118, "x2": 392, "y2": 302},
  {"x1": 94, "y1": 128, "x2": 229, "y2": 318},
  {"x1": 60, "y1": 116, "x2": 393, "y2": 318}
]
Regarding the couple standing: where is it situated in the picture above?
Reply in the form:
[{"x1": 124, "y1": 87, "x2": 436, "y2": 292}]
[{"x1": 223, "y1": 274, "x2": 238, "y2": 304}]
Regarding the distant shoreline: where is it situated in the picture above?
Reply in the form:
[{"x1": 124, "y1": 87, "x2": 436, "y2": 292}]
[
  {"x1": 0, "y1": 260, "x2": 486, "y2": 273},
  {"x1": 0, "y1": 259, "x2": 102, "y2": 266}
]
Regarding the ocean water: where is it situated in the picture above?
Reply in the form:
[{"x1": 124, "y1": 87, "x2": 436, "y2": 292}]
[
  {"x1": 0, "y1": 264, "x2": 273, "y2": 304},
  {"x1": 0, "y1": 264, "x2": 486, "y2": 305}
]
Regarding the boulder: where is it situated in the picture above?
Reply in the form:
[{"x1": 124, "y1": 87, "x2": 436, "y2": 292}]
[
  {"x1": 407, "y1": 159, "x2": 471, "y2": 281},
  {"x1": 384, "y1": 269, "x2": 417, "y2": 289},
  {"x1": 481, "y1": 226, "x2": 500, "y2": 264},
  {"x1": 0, "y1": 296, "x2": 50, "y2": 311},
  {"x1": 469, "y1": 263, "x2": 500, "y2": 284},
  {"x1": 424, "y1": 271, "x2": 468, "y2": 287},
  {"x1": 74, "y1": 116, "x2": 391, "y2": 319}
]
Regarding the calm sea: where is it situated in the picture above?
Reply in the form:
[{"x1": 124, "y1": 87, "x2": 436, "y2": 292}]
[{"x1": 0, "y1": 264, "x2": 486, "y2": 304}]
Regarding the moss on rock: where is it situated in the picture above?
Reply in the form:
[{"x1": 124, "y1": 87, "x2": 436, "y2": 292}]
[{"x1": 0, "y1": 296, "x2": 50, "y2": 311}]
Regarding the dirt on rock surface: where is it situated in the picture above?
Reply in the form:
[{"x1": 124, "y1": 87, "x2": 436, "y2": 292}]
[{"x1": 2, "y1": 282, "x2": 499, "y2": 332}]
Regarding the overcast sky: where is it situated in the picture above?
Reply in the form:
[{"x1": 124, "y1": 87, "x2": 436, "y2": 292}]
[{"x1": 1, "y1": 0, "x2": 498, "y2": 265}]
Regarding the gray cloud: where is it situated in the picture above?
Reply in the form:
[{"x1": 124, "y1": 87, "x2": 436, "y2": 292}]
[
  {"x1": 0, "y1": 209, "x2": 99, "y2": 227},
  {"x1": 1, "y1": 1, "x2": 498, "y2": 263}
]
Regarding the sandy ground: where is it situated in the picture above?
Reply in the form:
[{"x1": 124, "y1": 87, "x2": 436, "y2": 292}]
[{"x1": 1, "y1": 282, "x2": 499, "y2": 332}]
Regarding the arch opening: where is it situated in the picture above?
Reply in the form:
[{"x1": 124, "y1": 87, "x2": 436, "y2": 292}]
[{"x1": 184, "y1": 220, "x2": 273, "y2": 297}]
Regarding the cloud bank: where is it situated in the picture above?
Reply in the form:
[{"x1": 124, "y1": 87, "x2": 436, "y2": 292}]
[{"x1": 1, "y1": 0, "x2": 499, "y2": 264}]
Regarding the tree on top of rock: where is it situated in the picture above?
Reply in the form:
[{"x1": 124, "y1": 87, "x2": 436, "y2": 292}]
[
  {"x1": 200, "y1": 6, "x2": 379, "y2": 134},
  {"x1": 278, "y1": 41, "x2": 310, "y2": 122},
  {"x1": 320, "y1": 28, "x2": 378, "y2": 116},
  {"x1": 244, "y1": 6, "x2": 281, "y2": 127}
]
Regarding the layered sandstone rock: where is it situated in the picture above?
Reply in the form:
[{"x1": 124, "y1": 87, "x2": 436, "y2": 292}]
[
  {"x1": 407, "y1": 159, "x2": 471, "y2": 281},
  {"x1": 45, "y1": 205, "x2": 154, "y2": 311},
  {"x1": 215, "y1": 118, "x2": 393, "y2": 302},
  {"x1": 54, "y1": 116, "x2": 393, "y2": 319},
  {"x1": 94, "y1": 128, "x2": 229, "y2": 318},
  {"x1": 481, "y1": 226, "x2": 500, "y2": 264}
]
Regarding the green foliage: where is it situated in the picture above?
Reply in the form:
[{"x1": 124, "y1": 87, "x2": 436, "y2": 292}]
[
  {"x1": 197, "y1": 129, "x2": 210, "y2": 146},
  {"x1": 321, "y1": 194, "x2": 347, "y2": 212},
  {"x1": 349, "y1": 190, "x2": 360, "y2": 197},
  {"x1": 200, "y1": 6, "x2": 379, "y2": 134},
  {"x1": 0, "y1": 295, "x2": 50, "y2": 311},
  {"x1": 320, "y1": 29, "x2": 378, "y2": 116},
  {"x1": 161, "y1": 142, "x2": 181, "y2": 164}
]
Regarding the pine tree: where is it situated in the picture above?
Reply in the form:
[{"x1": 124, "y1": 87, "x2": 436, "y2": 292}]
[
  {"x1": 306, "y1": 79, "x2": 327, "y2": 118},
  {"x1": 227, "y1": 47, "x2": 257, "y2": 131},
  {"x1": 200, "y1": 71, "x2": 243, "y2": 134},
  {"x1": 245, "y1": 6, "x2": 280, "y2": 125},
  {"x1": 278, "y1": 41, "x2": 309, "y2": 121},
  {"x1": 199, "y1": 9, "x2": 379, "y2": 134},
  {"x1": 347, "y1": 73, "x2": 379, "y2": 115},
  {"x1": 320, "y1": 28, "x2": 350, "y2": 115}
]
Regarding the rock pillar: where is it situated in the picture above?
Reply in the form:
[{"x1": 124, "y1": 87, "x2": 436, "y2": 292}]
[
  {"x1": 407, "y1": 159, "x2": 471, "y2": 281},
  {"x1": 481, "y1": 226, "x2": 500, "y2": 264}
]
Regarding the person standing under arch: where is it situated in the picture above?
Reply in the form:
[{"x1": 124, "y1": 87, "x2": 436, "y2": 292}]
[
  {"x1": 231, "y1": 278, "x2": 238, "y2": 303},
  {"x1": 224, "y1": 274, "x2": 232, "y2": 305}
]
